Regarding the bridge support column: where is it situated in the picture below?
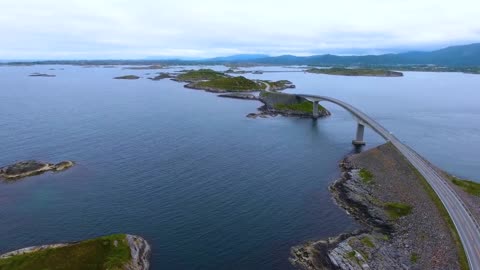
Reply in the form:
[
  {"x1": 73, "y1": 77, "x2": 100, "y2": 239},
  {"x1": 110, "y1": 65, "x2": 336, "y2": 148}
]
[
  {"x1": 312, "y1": 101, "x2": 319, "y2": 118},
  {"x1": 352, "y1": 123, "x2": 366, "y2": 146}
]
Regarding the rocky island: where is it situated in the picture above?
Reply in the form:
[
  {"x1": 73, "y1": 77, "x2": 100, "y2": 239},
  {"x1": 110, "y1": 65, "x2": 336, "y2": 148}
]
[
  {"x1": 0, "y1": 160, "x2": 74, "y2": 180},
  {"x1": 185, "y1": 76, "x2": 265, "y2": 92},
  {"x1": 148, "y1": 72, "x2": 172, "y2": 80},
  {"x1": 246, "y1": 91, "x2": 330, "y2": 118},
  {"x1": 114, "y1": 75, "x2": 140, "y2": 80},
  {"x1": 306, "y1": 67, "x2": 403, "y2": 77},
  {"x1": 290, "y1": 143, "x2": 466, "y2": 270},
  {"x1": 29, "y1": 73, "x2": 56, "y2": 77},
  {"x1": 0, "y1": 234, "x2": 150, "y2": 270},
  {"x1": 173, "y1": 69, "x2": 296, "y2": 93}
]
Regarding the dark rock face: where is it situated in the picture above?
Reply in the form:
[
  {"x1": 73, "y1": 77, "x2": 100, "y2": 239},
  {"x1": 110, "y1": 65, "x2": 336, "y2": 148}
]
[
  {"x1": 0, "y1": 160, "x2": 75, "y2": 180},
  {"x1": 29, "y1": 73, "x2": 56, "y2": 77}
]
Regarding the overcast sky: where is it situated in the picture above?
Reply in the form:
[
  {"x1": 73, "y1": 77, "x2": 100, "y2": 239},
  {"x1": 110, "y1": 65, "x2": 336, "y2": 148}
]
[{"x1": 1, "y1": 0, "x2": 479, "y2": 59}]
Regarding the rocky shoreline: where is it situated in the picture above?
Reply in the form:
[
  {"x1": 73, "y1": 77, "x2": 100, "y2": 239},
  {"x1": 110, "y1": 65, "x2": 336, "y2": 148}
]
[
  {"x1": 218, "y1": 93, "x2": 258, "y2": 100},
  {"x1": 0, "y1": 160, "x2": 74, "y2": 180},
  {"x1": 290, "y1": 143, "x2": 461, "y2": 270}
]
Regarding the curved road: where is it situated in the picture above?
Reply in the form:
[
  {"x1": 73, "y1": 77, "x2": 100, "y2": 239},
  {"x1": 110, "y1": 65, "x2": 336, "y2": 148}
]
[{"x1": 299, "y1": 94, "x2": 480, "y2": 270}]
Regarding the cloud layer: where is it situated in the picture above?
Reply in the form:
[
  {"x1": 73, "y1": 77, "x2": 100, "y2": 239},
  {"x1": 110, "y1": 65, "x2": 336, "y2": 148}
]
[{"x1": 1, "y1": 0, "x2": 479, "y2": 59}]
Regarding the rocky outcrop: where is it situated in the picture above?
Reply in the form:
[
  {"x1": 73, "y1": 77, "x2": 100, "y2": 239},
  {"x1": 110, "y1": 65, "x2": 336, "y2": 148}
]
[
  {"x1": 218, "y1": 93, "x2": 258, "y2": 100},
  {"x1": 29, "y1": 73, "x2": 56, "y2": 77},
  {"x1": 0, "y1": 160, "x2": 75, "y2": 179},
  {"x1": 125, "y1": 235, "x2": 152, "y2": 270},
  {"x1": 255, "y1": 91, "x2": 330, "y2": 118}
]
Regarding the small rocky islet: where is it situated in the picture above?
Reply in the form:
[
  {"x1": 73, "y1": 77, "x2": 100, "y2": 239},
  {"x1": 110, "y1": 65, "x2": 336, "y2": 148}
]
[
  {"x1": 29, "y1": 73, "x2": 56, "y2": 77},
  {"x1": 0, "y1": 160, "x2": 74, "y2": 180}
]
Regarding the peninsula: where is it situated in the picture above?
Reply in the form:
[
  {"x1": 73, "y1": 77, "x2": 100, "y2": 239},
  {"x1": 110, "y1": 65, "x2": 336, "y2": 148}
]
[
  {"x1": 0, "y1": 234, "x2": 150, "y2": 270},
  {"x1": 291, "y1": 143, "x2": 467, "y2": 270}
]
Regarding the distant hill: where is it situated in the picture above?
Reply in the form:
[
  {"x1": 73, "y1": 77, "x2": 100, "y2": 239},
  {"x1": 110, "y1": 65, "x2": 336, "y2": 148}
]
[
  {"x1": 249, "y1": 43, "x2": 480, "y2": 67},
  {"x1": 4, "y1": 43, "x2": 480, "y2": 67},
  {"x1": 206, "y1": 54, "x2": 270, "y2": 62}
]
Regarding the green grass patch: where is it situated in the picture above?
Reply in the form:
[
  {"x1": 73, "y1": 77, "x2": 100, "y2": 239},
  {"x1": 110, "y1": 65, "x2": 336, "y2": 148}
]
[
  {"x1": 195, "y1": 76, "x2": 262, "y2": 91},
  {"x1": 450, "y1": 176, "x2": 480, "y2": 196},
  {"x1": 359, "y1": 168, "x2": 374, "y2": 184},
  {"x1": 306, "y1": 67, "x2": 402, "y2": 77},
  {"x1": 0, "y1": 234, "x2": 131, "y2": 270},
  {"x1": 176, "y1": 69, "x2": 226, "y2": 81},
  {"x1": 383, "y1": 202, "x2": 412, "y2": 219},
  {"x1": 361, "y1": 236, "x2": 375, "y2": 248},
  {"x1": 410, "y1": 252, "x2": 419, "y2": 263},
  {"x1": 345, "y1": 251, "x2": 356, "y2": 259},
  {"x1": 274, "y1": 101, "x2": 314, "y2": 113}
]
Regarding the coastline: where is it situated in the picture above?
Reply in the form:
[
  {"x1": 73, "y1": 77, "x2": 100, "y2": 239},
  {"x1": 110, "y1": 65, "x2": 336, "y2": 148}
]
[{"x1": 291, "y1": 143, "x2": 462, "y2": 270}]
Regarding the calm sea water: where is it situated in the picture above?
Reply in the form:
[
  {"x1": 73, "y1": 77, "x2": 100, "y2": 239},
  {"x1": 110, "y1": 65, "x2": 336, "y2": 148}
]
[{"x1": 0, "y1": 65, "x2": 479, "y2": 269}]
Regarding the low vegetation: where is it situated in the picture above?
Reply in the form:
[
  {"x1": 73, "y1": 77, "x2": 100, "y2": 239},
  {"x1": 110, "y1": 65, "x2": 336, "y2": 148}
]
[
  {"x1": 306, "y1": 67, "x2": 403, "y2": 77},
  {"x1": 194, "y1": 76, "x2": 263, "y2": 91},
  {"x1": 0, "y1": 234, "x2": 131, "y2": 270},
  {"x1": 450, "y1": 176, "x2": 480, "y2": 196},
  {"x1": 383, "y1": 202, "x2": 412, "y2": 219},
  {"x1": 359, "y1": 168, "x2": 374, "y2": 184},
  {"x1": 176, "y1": 69, "x2": 226, "y2": 81},
  {"x1": 410, "y1": 252, "x2": 420, "y2": 263},
  {"x1": 263, "y1": 80, "x2": 295, "y2": 90},
  {"x1": 360, "y1": 236, "x2": 375, "y2": 248},
  {"x1": 113, "y1": 75, "x2": 140, "y2": 80},
  {"x1": 274, "y1": 101, "x2": 314, "y2": 113}
]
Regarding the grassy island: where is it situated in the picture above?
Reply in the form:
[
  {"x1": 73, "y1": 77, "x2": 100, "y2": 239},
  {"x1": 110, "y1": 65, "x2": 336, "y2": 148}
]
[
  {"x1": 306, "y1": 67, "x2": 403, "y2": 77},
  {"x1": 176, "y1": 69, "x2": 226, "y2": 82},
  {"x1": 0, "y1": 234, "x2": 132, "y2": 270},
  {"x1": 259, "y1": 91, "x2": 330, "y2": 117}
]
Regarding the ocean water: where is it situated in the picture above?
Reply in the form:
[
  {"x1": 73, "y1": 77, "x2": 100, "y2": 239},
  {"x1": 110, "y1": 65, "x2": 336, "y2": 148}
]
[{"x1": 0, "y1": 65, "x2": 478, "y2": 269}]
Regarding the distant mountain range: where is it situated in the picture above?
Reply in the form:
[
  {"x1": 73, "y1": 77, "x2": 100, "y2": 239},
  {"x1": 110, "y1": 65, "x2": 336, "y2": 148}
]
[
  {"x1": 4, "y1": 43, "x2": 480, "y2": 67},
  {"x1": 205, "y1": 43, "x2": 480, "y2": 67}
]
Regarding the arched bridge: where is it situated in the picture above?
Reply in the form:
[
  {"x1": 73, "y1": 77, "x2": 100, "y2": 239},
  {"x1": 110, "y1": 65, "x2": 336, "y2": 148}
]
[{"x1": 299, "y1": 94, "x2": 480, "y2": 269}]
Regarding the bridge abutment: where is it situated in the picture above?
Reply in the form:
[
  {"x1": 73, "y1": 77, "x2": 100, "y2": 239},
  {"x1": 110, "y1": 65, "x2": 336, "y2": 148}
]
[{"x1": 352, "y1": 123, "x2": 366, "y2": 146}]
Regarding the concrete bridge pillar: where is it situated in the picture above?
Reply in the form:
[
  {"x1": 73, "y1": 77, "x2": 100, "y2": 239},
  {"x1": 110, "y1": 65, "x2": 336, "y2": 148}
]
[
  {"x1": 312, "y1": 101, "x2": 319, "y2": 118},
  {"x1": 352, "y1": 123, "x2": 366, "y2": 146}
]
